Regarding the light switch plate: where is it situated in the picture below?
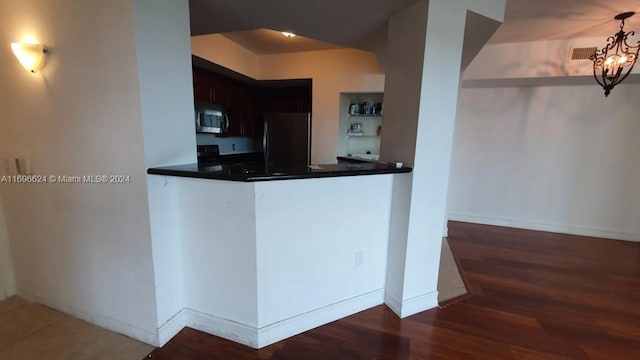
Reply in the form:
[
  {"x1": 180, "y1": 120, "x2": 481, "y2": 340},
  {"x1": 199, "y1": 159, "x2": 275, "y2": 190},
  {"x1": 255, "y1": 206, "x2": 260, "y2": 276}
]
[
  {"x1": 2, "y1": 158, "x2": 13, "y2": 175},
  {"x1": 14, "y1": 158, "x2": 32, "y2": 175}
]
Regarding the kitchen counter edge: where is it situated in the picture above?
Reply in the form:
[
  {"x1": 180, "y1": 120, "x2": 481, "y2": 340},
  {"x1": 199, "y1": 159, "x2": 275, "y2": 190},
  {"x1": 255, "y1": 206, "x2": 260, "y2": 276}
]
[{"x1": 147, "y1": 163, "x2": 412, "y2": 182}]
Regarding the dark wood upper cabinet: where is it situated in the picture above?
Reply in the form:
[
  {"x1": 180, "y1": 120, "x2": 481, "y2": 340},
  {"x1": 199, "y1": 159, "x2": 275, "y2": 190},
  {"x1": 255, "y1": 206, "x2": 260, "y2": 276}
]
[
  {"x1": 192, "y1": 56, "x2": 311, "y2": 138},
  {"x1": 227, "y1": 81, "x2": 258, "y2": 137},
  {"x1": 192, "y1": 66, "x2": 213, "y2": 103},
  {"x1": 209, "y1": 72, "x2": 232, "y2": 108},
  {"x1": 193, "y1": 67, "x2": 233, "y2": 107},
  {"x1": 259, "y1": 82, "x2": 312, "y2": 114}
]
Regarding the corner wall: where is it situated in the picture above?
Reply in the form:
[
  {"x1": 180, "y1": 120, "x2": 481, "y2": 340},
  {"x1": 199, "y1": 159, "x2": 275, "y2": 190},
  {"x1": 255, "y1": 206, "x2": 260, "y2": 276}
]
[
  {"x1": 133, "y1": 0, "x2": 196, "y2": 345},
  {"x1": 0, "y1": 0, "x2": 158, "y2": 343},
  {"x1": 380, "y1": 0, "x2": 505, "y2": 318},
  {"x1": 449, "y1": 84, "x2": 640, "y2": 241},
  {"x1": 448, "y1": 35, "x2": 640, "y2": 242},
  {"x1": 191, "y1": 34, "x2": 259, "y2": 79}
]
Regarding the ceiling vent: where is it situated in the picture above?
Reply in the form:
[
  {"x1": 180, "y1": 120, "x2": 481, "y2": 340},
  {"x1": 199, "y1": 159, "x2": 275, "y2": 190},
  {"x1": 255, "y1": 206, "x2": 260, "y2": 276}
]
[{"x1": 571, "y1": 47, "x2": 597, "y2": 60}]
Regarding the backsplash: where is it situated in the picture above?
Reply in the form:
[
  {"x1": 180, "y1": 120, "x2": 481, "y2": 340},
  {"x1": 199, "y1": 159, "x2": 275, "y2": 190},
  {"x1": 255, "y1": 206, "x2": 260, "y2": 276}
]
[{"x1": 196, "y1": 134, "x2": 259, "y2": 154}]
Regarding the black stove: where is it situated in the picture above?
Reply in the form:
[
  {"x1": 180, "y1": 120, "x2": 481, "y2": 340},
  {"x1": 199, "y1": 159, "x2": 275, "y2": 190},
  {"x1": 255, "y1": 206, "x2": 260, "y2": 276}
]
[
  {"x1": 197, "y1": 145, "x2": 221, "y2": 164},
  {"x1": 197, "y1": 144, "x2": 265, "y2": 173}
]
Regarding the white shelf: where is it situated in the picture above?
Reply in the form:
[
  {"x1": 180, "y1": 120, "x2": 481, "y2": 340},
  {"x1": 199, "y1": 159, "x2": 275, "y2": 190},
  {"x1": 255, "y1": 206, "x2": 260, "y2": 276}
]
[
  {"x1": 340, "y1": 92, "x2": 384, "y2": 162},
  {"x1": 348, "y1": 114, "x2": 383, "y2": 117}
]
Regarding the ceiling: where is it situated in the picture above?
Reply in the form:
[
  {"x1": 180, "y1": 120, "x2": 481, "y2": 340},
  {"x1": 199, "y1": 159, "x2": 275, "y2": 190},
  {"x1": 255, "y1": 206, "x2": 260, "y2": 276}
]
[
  {"x1": 189, "y1": 0, "x2": 416, "y2": 49},
  {"x1": 221, "y1": 29, "x2": 343, "y2": 55},
  {"x1": 189, "y1": 0, "x2": 640, "y2": 54},
  {"x1": 491, "y1": 0, "x2": 640, "y2": 43}
]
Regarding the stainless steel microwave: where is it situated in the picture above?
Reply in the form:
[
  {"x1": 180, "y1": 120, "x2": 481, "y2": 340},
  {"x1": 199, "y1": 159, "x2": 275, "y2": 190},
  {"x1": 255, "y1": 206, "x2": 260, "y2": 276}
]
[{"x1": 195, "y1": 103, "x2": 229, "y2": 134}]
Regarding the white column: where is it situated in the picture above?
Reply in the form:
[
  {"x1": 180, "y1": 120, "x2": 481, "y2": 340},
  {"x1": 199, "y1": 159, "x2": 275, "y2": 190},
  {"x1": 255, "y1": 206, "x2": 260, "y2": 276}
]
[
  {"x1": 382, "y1": 0, "x2": 505, "y2": 317},
  {"x1": 132, "y1": 0, "x2": 197, "y2": 345}
]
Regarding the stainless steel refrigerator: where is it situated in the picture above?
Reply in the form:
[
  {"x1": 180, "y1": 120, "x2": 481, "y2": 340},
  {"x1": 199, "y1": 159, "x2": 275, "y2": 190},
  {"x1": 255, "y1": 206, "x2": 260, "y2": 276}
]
[{"x1": 263, "y1": 113, "x2": 311, "y2": 170}]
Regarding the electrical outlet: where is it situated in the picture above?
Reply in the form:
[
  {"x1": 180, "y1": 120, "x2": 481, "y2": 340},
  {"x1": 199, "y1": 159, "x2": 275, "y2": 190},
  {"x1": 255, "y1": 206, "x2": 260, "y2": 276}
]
[
  {"x1": 355, "y1": 251, "x2": 364, "y2": 267},
  {"x1": 232, "y1": 143, "x2": 236, "y2": 151}
]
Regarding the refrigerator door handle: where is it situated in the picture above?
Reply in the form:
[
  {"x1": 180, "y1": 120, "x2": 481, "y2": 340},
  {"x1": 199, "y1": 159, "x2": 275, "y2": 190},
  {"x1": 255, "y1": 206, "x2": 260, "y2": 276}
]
[
  {"x1": 306, "y1": 113, "x2": 311, "y2": 165},
  {"x1": 263, "y1": 120, "x2": 269, "y2": 167}
]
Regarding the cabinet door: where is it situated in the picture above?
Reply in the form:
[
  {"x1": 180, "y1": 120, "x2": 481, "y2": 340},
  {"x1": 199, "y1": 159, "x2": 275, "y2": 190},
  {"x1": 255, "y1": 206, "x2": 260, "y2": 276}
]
[
  {"x1": 241, "y1": 85, "x2": 257, "y2": 136},
  {"x1": 228, "y1": 80, "x2": 243, "y2": 136},
  {"x1": 259, "y1": 88, "x2": 281, "y2": 113},
  {"x1": 260, "y1": 86, "x2": 312, "y2": 113},
  {"x1": 225, "y1": 81, "x2": 258, "y2": 137},
  {"x1": 192, "y1": 66, "x2": 212, "y2": 103},
  {"x1": 291, "y1": 86, "x2": 312, "y2": 113},
  {"x1": 210, "y1": 73, "x2": 232, "y2": 108}
]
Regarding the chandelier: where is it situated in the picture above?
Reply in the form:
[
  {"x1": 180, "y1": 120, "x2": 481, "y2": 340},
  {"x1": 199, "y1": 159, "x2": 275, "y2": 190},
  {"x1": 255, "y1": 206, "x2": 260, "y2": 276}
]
[{"x1": 591, "y1": 12, "x2": 640, "y2": 97}]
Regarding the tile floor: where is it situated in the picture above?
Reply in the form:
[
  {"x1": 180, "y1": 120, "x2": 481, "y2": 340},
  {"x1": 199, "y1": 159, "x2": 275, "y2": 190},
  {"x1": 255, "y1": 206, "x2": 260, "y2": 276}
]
[
  {"x1": 0, "y1": 297, "x2": 153, "y2": 360},
  {"x1": 437, "y1": 237, "x2": 468, "y2": 304}
]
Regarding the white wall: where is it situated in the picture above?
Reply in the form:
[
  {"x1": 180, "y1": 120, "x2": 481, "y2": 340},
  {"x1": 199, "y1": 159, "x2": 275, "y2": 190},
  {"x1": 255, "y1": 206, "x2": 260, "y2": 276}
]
[
  {"x1": 135, "y1": 0, "x2": 196, "y2": 168},
  {"x1": 169, "y1": 174, "x2": 393, "y2": 348},
  {"x1": 0, "y1": 194, "x2": 15, "y2": 299},
  {"x1": 465, "y1": 38, "x2": 596, "y2": 80},
  {"x1": 133, "y1": 0, "x2": 196, "y2": 344},
  {"x1": 462, "y1": 37, "x2": 640, "y2": 88},
  {"x1": 191, "y1": 36, "x2": 385, "y2": 164},
  {"x1": 0, "y1": 0, "x2": 158, "y2": 343},
  {"x1": 381, "y1": 0, "x2": 505, "y2": 318},
  {"x1": 381, "y1": 0, "x2": 430, "y2": 316},
  {"x1": 178, "y1": 179, "x2": 259, "y2": 326},
  {"x1": 255, "y1": 175, "x2": 392, "y2": 328},
  {"x1": 192, "y1": 34, "x2": 260, "y2": 79},
  {"x1": 449, "y1": 84, "x2": 640, "y2": 241},
  {"x1": 448, "y1": 33, "x2": 640, "y2": 242}
]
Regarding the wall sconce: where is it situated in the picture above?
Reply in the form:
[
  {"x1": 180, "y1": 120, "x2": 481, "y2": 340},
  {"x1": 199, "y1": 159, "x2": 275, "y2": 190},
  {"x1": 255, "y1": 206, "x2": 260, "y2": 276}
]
[
  {"x1": 591, "y1": 12, "x2": 640, "y2": 97},
  {"x1": 11, "y1": 42, "x2": 49, "y2": 73}
]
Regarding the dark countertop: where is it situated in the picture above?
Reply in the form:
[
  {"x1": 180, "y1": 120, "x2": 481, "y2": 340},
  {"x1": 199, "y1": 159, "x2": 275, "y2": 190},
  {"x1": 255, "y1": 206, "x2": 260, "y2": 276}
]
[
  {"x1": 147, "y1": 162, "x2": 411, "y2": 182},
  {"x1": 337, "y1": 156, "x2": 379, "y2": 164}
]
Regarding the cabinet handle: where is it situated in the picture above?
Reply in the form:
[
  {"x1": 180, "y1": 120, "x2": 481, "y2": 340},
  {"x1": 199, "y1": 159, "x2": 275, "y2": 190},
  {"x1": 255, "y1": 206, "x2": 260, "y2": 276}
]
[{"x1": 212, "y1": 88, "x2": 216, "y2": 103}]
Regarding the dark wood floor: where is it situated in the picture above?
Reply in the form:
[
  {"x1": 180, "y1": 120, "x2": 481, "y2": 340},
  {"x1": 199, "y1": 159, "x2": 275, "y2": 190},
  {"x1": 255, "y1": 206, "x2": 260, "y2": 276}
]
[{"x1": 148, "y1": 221, "x2": 640, "y2": 359}]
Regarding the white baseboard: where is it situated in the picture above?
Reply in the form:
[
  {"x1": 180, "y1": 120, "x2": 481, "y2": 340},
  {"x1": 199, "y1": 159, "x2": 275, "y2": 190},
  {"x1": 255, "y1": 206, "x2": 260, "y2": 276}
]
[
  {"x1": 184, "y1": 309, "x2": 259, "y2": 348},
  {"x1": 384, "y1": 292, "x2": 402, "y2": 316},
  {"x1": 256, "y1": 288, "x2": 385, "y2": 348},
  {"x1": 17, "y1": 290, "x2": 160, "y2": 346},
  {"x1": 384, "y1": 291, "x2": 439, "y2": 318},
  {"x1": 16, "y1": 289, "x2": 388, "y2": 350},
  {"x1": 182, "y1": 289, "x2": 385, "y2": 349},
  {"x1": 157, "y1": 309, "x2": 187, "y2": 347},
  {"x1": 448, "y1": 212, "x2": 640, "y2": 242}
]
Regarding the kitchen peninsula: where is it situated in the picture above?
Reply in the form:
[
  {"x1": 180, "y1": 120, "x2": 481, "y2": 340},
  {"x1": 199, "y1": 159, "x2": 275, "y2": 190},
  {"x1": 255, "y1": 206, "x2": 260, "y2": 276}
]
[
  {"x1": 147, "y1": 163, "x2": 411, "y2": 348},
  {"x1": 148, "y1": 161, "x2": 409, "y2": 181}
]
